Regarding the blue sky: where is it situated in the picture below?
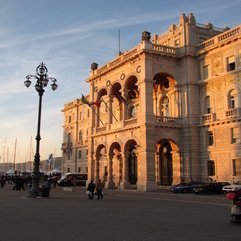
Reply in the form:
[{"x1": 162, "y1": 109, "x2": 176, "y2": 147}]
[{"x1": 0, "y1": 0, "x2": 240, "y2": 165}]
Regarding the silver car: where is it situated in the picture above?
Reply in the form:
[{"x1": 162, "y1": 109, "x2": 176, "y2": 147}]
[{"x1": 222, "y1": 180, "x2": 241, "y2": 193}]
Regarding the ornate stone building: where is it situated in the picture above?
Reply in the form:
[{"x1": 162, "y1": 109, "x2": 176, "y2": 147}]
[{"x1": 61, "y1": 13, "x2": 241, "y2": 191}]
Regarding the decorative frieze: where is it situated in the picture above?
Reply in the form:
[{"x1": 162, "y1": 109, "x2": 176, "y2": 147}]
[{"x1": 211, "y1": 53, "x2": 224, "y2": 76}]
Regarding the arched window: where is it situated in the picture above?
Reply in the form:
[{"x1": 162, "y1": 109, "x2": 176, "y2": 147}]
[
  {"x1": 128, "y1": 105, "x2": 137, "y2": 119},
  {"x1": 228, "y1": 89, "x2": 238, "y2": 109}
]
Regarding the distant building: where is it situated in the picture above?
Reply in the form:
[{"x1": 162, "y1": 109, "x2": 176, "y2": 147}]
[
  {"x1": 0, "y1": 157, "x2": 62, "y2": 174},
  {"x1": 61, "y1": 13, "x2": 241, "y2": 191}
]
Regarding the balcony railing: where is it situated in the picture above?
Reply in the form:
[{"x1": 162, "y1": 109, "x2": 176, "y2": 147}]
[
  {"x1": 155, "y1": 116, "x2": 182, "y2": 126},
  {"x1": 201, "y1": 113, "x2": 216, "y2": 123},
  {"x1": 152, "y1": 44, "x2": 177, "y2": 55},
  {"x1": 61, "y1": 143, "x2": 72, "y2": 151},
  {"x1": 226, "y1": 108, "x2": 241, "y2": 118},
  {"x1": 198, "y1": 25, "x2": 241, "y2": 49},
  {"x1": 124, "y1": 118, "x2": 138, "y2": 126},
  {"x1": 96, "y1": 126, "x2": 106, "y2": 133}
]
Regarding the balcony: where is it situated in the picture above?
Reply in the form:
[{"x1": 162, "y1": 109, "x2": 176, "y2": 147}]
[
  {"x1": 201, "y1": 113, "x2": 216, "y2": 123},
  {"x1": 61, "y1": 142, "x2": 72, "y2": 151},
  {"x1": 96, "y1": 126, "x2": 106, "y2": 133},
  {"x1": 155, "y1": 116, "x2": 182, "y2": 127},
  {"x1": 124, "y1": 118, "x2": 138, "y2": 126},
  {"x1": 226, "y1": 108, "x2": 241, "y2": 118}
]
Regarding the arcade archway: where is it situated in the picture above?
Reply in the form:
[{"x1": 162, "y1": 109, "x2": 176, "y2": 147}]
[{"x1": 156, "y1": 140, "x2": 180, "y2": 186}]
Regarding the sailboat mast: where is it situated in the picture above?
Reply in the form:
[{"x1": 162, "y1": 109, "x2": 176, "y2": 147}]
[
  {"x1": 30, "y1": 136, "x2": 32, "y2": 171},
  {"x1": 6, "y1": 147, "x2": 9, "y2": 171},
  {"x1": 13, "y1": 138, "x2": 17, "y2": 171}
]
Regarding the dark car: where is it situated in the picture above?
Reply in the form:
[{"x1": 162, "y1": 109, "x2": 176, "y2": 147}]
[
  {"x1": 170, "y1": 181, "x2": 205, "y2": 193},
  {"x1": 194, "y1": 182, "x2": 230, "y2": 194},
  {"x1": 57, "y1": 173, "x2": 87, "y2": 187}
]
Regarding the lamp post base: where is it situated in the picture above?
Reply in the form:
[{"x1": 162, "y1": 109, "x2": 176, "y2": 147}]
[
  {"x1": 27, "y1": 173, "x2": 41, "y2": 198},
  {"x1": 28, "y1": 188, "x2": 39, "y2": 198}
]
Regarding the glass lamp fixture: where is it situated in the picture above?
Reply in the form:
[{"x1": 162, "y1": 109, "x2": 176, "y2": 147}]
[
  {"x1": 24, "y1": 79, "x2": 32, "y2": 88},
  {"x1": 51, "y1": 79, "x2": 58, "y2": 91},
  {"x1": 42, "y1": 78, "x2": 49, "y2": 87}
]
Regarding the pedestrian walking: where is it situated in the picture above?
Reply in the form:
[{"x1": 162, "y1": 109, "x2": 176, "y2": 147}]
[
  {"x1": 86, "y1": 180, "x2": 95, "y2": 200},
  {"x1": 96, "y1": 179, "x2": 104, "y2": 200},
  {"x1": 19, "y1": 175, "x2": 25, "y2": 190},
  {"x1": 0, "y1": 175, "x2": 6, "y2": 188}
]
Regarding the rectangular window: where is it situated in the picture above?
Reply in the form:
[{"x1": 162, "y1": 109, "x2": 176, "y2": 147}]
[
  {"x1": 68, "y1": 116, "x2": 71, "y2": 123},
  {"x1": 227, "y1": 56, "x2": 235, "y2": 71},
  {"x1": 79, "y1": 112, "x2": 82, "y2": 120},
  {"x1": 207, "y1": 160, "x2": 215, "y2": 176},
  {"x1": 78, "y1": 167, "x2": 81, "y2": 173},
  {"x1": 231, "y1": 127, "x2": 240, "y2": 143},
  {"x1": 207, "y1": 131, "x2": 214, "y2": 146},
  {"x1": 67, "y1": 168, "x2": 70, "y2": 173},
  {"x1": 232, "y1": 159, "x2": 241, "y2": 176},
  {"x1": 203, "y1": 65, "x2": 209, "y2": 80},
  {"x1": 78, "y1": 150, "x2": 82, "y2": 159}
]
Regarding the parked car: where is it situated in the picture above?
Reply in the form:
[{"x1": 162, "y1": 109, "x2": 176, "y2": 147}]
[
  {"x1": 222, "y1": 180, "x2": 241, "y2": 193},
  {"x1": 170, "y1": 181, "x2": 205, "y2": 193},
  {"x1": 194, "y1": 182, "x2": 230, "y2": 194},
  {"x1": 57, "y1": 173, "x2": 87, "y2": 187}
]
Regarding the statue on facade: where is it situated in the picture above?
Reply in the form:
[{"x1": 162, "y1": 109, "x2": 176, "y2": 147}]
[
  {"x1": 141, "y1": 31, "x2": 151, "y2": 41},
  {"x1": 91, "y1": 62, "x2": 98, "y2": 71}
]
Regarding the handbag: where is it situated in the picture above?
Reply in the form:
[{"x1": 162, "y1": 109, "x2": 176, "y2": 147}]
[{"x1": 86, "y1": 190, "x2": 91, "y2": 196}]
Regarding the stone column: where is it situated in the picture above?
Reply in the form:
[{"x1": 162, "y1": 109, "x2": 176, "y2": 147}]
[
  {"x1": 120, "y1": 152, "x2": 130, "y2": 189},
  {"x1": 121, "y1": 89, "x2": 128, "y2": 121},
  {"x1": 172, "y1": 150, "x2": 181, "y2": 184},
  {"x1": 106, "y1": 153, "x2": 115, "y2": 189},
  {"x1": 94, "y1": 157, "x2": 99, "y2": 181},
  {"x1": 118, "y1": 153, "x2": 123, "y2": 187},
  {"x1": 108, "y1": 96, "x2": 113, "y2": 124},
  {"x1": 155, "y1": 151, "x2": 160, "y2": 185},
  {"x1": 137, "y1": 146, "x2": 158, "y2": 191}
]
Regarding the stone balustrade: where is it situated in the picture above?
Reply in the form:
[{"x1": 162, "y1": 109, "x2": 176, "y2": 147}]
[
  {"x1": 201, "y1": 113, "x2": 216, "y2": 122},
  {"x1": 155, "y1": 116, "x2": 182, "y2": 126},
  {"x1": 152, "y1": 44, "x2": 176, "y2": 55},
  {"x1": 198, "y1": 25, "x2": 241, "y2": 49},
  {"x1": 226, "y1": 108, "x2": 241, "y2": 118}
]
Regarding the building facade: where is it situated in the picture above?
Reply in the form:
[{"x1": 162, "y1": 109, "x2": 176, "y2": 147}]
[{"x1": 61, "y1": 13, "x2": 241, "y2": 191}]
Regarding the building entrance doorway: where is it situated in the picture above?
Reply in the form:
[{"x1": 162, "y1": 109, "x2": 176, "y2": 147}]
[
  {"x1": 160, "y1": 142, "x2": 173, "y2": 185},
  {"x1": 128, "y1": 148, "x2": 137, "y2": 185}
]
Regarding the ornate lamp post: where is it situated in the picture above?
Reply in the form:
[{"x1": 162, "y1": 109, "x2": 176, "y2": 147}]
[{"x1": 24, "y1": 62, "x2": 58, "y2": 197}]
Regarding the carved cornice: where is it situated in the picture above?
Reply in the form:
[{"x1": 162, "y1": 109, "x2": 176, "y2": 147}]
[
  {"x1": 92, "y1": 125, "x2": 140, "y2": 138},
  {"x1": 87, "y1": 51, "x2": 142, "y2": 82}
]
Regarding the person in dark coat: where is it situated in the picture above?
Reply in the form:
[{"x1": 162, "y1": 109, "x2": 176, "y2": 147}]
[
  {"x1": 0, "y1": 175, "x2": 6, "y2": 188},
  {"x1": 96, "y1": 179, "x2": 104, "y2": 200},
  {"x1": 87, "y1": 180, "x2": 95, "y2": 200}
]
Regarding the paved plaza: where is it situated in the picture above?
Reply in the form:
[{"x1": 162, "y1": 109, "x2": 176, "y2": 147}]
[{"x1": 0, "y1": 184, "x2": 240, "y2": 241}]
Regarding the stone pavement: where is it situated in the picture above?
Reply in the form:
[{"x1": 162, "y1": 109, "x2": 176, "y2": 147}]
[{"x1": 0, "y1": 184, "x2": 240, "y2": 241}]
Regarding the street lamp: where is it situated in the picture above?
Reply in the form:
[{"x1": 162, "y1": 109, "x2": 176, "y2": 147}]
[{"x1": 24, "y1": 62, "x2": 58, "y2": 197}]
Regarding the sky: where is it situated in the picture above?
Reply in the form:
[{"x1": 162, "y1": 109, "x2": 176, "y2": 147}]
[{"x1": 0, "y1": 0, "x2": 241, "y2": 165}]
